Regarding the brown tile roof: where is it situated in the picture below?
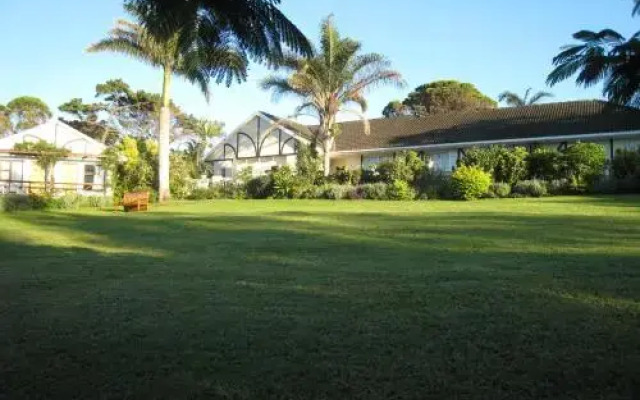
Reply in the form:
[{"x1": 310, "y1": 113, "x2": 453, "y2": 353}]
[{"x1": 329, "y1": 101, "x2": 640, "y2": 152}]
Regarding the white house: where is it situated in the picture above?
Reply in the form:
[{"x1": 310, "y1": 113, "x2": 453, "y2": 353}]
[
  {"x1": 205, "y1": 101, "x2": 640, "y2": 178},
  {"x1": 0, "y1": 119, "x2": 109, "y2": 195}
]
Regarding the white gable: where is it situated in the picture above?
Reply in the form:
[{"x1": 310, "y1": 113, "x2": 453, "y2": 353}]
[
  {"x1": 0, "y1": 120, "x2": 106, "y2": 156},
  {"x1": 205, "y1": 112, "x2": 311, "y2": 161}
]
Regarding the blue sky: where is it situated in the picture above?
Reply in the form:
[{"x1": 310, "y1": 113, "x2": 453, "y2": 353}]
[{"x1": 0, "y1": 0, "x2": 638, "y2": 132}]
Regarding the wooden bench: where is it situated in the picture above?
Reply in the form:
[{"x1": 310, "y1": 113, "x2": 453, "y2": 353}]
[{"x1": 122, "y1": 191, "x2": 150, "y2": 212}]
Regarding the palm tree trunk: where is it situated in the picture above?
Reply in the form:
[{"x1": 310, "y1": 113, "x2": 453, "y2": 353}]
[
  {"x1": 158, "y1": 66, "x2": 172, "y2": 202},
  {"x1": 322, "y1": 136, "x2": 334, "y2": 176}
]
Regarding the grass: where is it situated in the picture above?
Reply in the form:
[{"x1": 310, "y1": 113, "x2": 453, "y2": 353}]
[{"x1": 1, "y1": 196, "x2": 639, "y2": 399}]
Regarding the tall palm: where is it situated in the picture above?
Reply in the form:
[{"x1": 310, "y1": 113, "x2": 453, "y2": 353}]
[
  {"x1": 547, "y1": 29, "x2": 640, "y2": 107},
  {"x1": 88, "y1": 10, "x2": 247, "y2": 201},
  {"x1": 124, "y1": 0, "x2": 312, "y2": 62},
  {"x1": 261, "y1": 16, "x2": 405, "y2": 175},
  {"x1": 498, "y1": 88, "x2": 554, "y2": 107}
]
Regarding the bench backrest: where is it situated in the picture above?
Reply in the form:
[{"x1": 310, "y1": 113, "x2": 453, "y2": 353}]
[{"x1": 123, "y1": 191, "x2": 150, "y2": 204}]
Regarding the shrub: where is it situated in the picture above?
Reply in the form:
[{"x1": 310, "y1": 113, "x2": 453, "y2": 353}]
[
  {"x1": 451, "y1": 165, "x2": 492, "y2": 200},
  {"x1": 377, "y1": 151, "x2": 425, "y2": 184},
  {"x1": 170, "y1": 153, "x2": 196, "y2": 199},
  {"x1": 246, "y1": 175, "x2": 273, "y2": 199},
  {"x1": 270, "y1": 166, "x2": 297, "y2": 199},
  {"x1": 317, "y1": 184, "x2": 350, "y2": 200},
  {"x1": 388, "y1": 179, "x2": 416, "y2": 200},
  {"x1": 494, "y1": 146, "x2": 528, "y2": 185},
  {"x1": 360, "y1": 183, "x2": 389, "y2": 200},
  {"x1": 611, "y1": 148, "x2": 640, "y2": 179},
  {"x1": 460, "y1": 146, "x2": 527, "y2": 185},
  {"x1": 527, "y1": 148, "x2": 562, "y2": 181},
  {"x1": 387, "y1": 179, "x2": 416, "y2": 200},
  {"x1": 331, "y1": 168, "x2": 361, "y2": 185},
  {"x1": 361, "y1": 167, "x2": 383, "y2": 184},
  {"x1": 489, "y1": 182, "x2": 511, "y2": 198},
  {"x1": 512, "y1": 179, "x2": 548, "y2": 197},
  {"x1": 547, "y1": 178, "x2": 577, "y2": 196},
  {"x1": 296, "y1": 144, "x2": 323, "y2": 185},
  {"x1": 188, "y1": 187, "x2": 223, "y2": 200},
  {"x1": 562, "y1": 142, "x2": 606, "y2": 187},
  {"x1": 415, "y1": 169, "x2": 454, "y2": 199}
]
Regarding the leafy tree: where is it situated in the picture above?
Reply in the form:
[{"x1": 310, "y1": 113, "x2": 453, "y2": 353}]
[
  {"x1": 0, "y1": 105, "x2": 10, "y2": 137},
  {"x1": 88, "y1": 7, "x2": 248, "y2": 201},
  {"x1": 401, "y1": 80, "x2": 496, "y2": 116},
  {"x1": 547, "y1": 3, "x2": 640, "y2": 107},
  {"x1": 382, "y1": 100, "x2": 410, "y2": 118},
  {"x1": 377, "y1": 151, "x2": 425, "y2": 184},
  {"x1": 498, "y1": 88, "x2": 554, "y2": 107},
  {"x1": 124, "y1": 0, "x2": 311, "y2": 62},
  {"x1": 102, "y1": 136, "x2": 158, "y2": 199},
  {"x1": 261, "y1": 16, "x2": 404, "y2": 175},
  {"x1": 4, "y1": 97, "x2": 52, "y2": 133},
  {"x1": 13, "y1": 140, "x2": 70, "y2": 193}
]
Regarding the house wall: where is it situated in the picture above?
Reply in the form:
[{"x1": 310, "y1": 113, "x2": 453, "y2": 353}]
[
  {"x1": 330, "y1": 134, "x2": 640, "y2": 173},
  {"x1": 0, "y1": 155, "x2": 107, "y2": 195}
]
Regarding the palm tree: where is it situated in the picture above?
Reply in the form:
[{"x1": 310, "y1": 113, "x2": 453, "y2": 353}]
[
  {"x1": 88, "y1": 9, "x2": 247, "y2": 201},
  {"x1": 261, "y1": 16, "x2": 405, "y2": 175},
  {"x1": 124, "y1": 0, "x2": 312, "y2": 62},
  {"x1": 547, "y1": 29, "x2": 640, "y2": 107},
  {"x1": 498, "y1": 88, "x2": 554, "y2": 107}
]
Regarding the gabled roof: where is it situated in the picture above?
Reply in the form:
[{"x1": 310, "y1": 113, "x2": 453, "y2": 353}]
[
  {"x1": 0, "y1": 119, "x2": 106, "y2": 155},
  {"x1": 259, "y1": 111, "x2": 316, "y2": 141},
  {"x1": 332, "y1": 101, "x2": 640, "y2": 152}
]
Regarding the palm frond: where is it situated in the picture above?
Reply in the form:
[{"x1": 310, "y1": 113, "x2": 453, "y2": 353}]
[{"x1": 498, "y1": 91, "x2": 525, "y2": 107}]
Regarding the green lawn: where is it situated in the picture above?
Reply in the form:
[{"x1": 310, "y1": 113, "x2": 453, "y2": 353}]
[{"x1": 1, "y1": 197, "x2": 639, "y2": 399}]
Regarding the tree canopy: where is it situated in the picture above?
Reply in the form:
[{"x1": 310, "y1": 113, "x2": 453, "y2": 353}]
[
  {"x1": 498, "y1": 88, "x2": 553, "y2": 107},
  {"x1": 547, "y1": 3, "x2": 640, "y2": 107},
  {"x1": 383, "y1": 80, "x2": 496, "y2": 117},
  {"x1": 1, "y1": 96, "x2": 52, "y2": 135},
  {"x1": 261, "y1": 15, "x2": 404, "y2": 174},
  {"x1": 123, "y1": 0, "x2": 312, "y2": 63}
]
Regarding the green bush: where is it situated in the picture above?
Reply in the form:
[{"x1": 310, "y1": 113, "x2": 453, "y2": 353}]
[
  {"x1": 611, "y1": 148, "x2": 640, "y2": 179},
  {"x1": 246, "y1": 175, "x2": 273, "y2": 199},
  {"x1": 270, "y1": 166, "x2": 297, "y2": 199},
  {"x1": 489, "y1": 182, "x2": 511, "y2": 198},
  {"x1": 330, "y1": 168, "x2": 362, "y2": 185},
  {"x1": 317, "y1": 184, "x2": 350, "y2": 200},
  {"x1": 562, "y1": 142, "x2": 606, "y2": 187},
  {"x1": 512, "y1": 179, "x2": 548, "y2": 197},
  {"x1": 0, "y1": 193, "x2": 111, "y2": 212},
  {"x1": 451, "y1": 165, "x2": 492, "y2": 200},
  {"x1": 415, "y1": 169, "x2": 454, "y2": 199},
  {"x1": 387, "y1": 179, "x2": 416, "y2": 200},
  {"x1": 360, "y1": 183, "x2": 389, "y2": 200},
  {"x1": 547, "y1": 179, "x2": 577, "y2": 196},
  {"x1": 361, "y1": 167, "x2": 383, "y2": 184},
  {"x1": 460, "y1": 146, "x2": 527, "y2": 185},
  {"x1": 187, "y1": 187, "x2": 223, "y2": 200},
  {"x1": 527, "y1": 148, "x2": 562, "y2": 181},
  {"x1": 377, "y1": 151, "x2": 425, "y2": 184},
  {"x1": 296, "y1": 144, "x2": 323, "y2": 185}
]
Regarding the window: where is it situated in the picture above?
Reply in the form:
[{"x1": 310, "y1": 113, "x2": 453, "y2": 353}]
[
  {"x1": 0, "y1": 161, "x2": 10, "y2": 181},
  {"x1": 83, "y1": 165, "x2": 96, "y2": 191}
]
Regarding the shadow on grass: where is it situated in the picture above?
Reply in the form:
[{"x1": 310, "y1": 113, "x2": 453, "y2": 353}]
[{"x1": 1, "y1": 206, "x2": 639, "y2": 399}]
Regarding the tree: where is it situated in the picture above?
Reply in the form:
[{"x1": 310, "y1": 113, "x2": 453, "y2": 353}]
[
  {"x1": 4, "y1": 96, "x2": 52, "y2": 133},
  {"x1": 382, "y1": 100, "x2": 410, "y2": 118},
  {"x1": 59, "y1": 79, "x2": 189, "y2": 145},
  {"x1": 547, "y1": 3, "x2": 640, "y2": 107},
  {"x1": 0, "y1": 105, "x2": 10, "y2": 137},
  {"x1": 181, "y1": 118, "x2": 224, "y2": 175},
  {"x1": 88, "y1": 8, "x2": 248, "y2": 201},
  {"x1": 123, "y1": 0, "x2": 311, "y2": 62},
  {"x1": 13, "y1": 140, "x2": 70, "y2": 193},
  {"x1": 261, "y1": 16, "x2": 405, "y2": 175},
  {"x1": 401, "y1": 80, "x2": 496, "y2": 116},
  {"x1": 498, "y1": 88, "x2": 554, "y2": 107}
]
